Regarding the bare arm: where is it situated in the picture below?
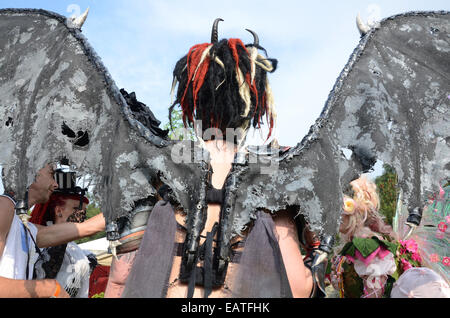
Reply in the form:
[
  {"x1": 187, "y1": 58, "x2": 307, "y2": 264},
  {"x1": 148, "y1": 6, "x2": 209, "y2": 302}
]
[
  {"x1": 0, "y1": 198, "x2": 70, "y2": 298},
  {"x1": 104, "y1": 250, "x2": 138, "y2": 298},
  {"x1": 273, "y1": 210, "x2": 313, "y2": 298},
  {"x1": 0, "y1": 197, "x2": 15, "y2": 261},
  {"x1": 0, "y1": 276, "x2": 69, "y2": 298},
  {"x1": 36, "y1": 213, "x2": 105, "y2": 248}
]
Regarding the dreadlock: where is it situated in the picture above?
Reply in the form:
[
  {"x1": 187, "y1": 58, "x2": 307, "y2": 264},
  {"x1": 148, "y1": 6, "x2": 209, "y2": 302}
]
[{"x1": 169, "y1": 29, "x2": 278, "y2": 144}]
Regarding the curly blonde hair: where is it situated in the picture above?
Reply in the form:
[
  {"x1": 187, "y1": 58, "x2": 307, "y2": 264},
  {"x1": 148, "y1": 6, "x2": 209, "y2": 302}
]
[{"x1": 340, "y1": 176, "x2": 393, "y2": 241}]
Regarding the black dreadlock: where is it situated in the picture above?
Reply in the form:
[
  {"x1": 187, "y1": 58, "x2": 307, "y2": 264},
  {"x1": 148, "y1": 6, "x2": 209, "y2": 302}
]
[{"x1": 169, "y1": 37, "x2": 277, "y2": 144}]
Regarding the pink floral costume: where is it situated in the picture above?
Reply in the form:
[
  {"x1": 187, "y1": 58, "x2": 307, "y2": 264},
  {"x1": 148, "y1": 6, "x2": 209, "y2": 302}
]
[{"x1": 330, "y1": 236, "x2": 422, "y2": 298}]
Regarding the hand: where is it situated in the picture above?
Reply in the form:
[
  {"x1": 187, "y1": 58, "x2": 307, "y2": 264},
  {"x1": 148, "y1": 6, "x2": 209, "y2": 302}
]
[{"x1": 57, "y1": 288, "x2": 70, "y2": 298}]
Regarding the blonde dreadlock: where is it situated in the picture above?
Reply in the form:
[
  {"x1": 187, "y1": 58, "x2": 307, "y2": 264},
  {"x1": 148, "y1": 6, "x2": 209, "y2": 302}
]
[{"x1": 169, "y1": 20, "x2": 278, "y2": 144}]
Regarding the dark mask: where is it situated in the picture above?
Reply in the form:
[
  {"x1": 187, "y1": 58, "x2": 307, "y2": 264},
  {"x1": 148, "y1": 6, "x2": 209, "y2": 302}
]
[{"x1": 66, "y1": 209, "x2": 87, "y2": 223}]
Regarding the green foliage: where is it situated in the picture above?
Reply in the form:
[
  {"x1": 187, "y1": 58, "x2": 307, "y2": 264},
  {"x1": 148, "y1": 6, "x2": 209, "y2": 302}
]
[
  {"x1": 341, "y1": 237, "x2": 397, "y2": 259},
  {"x1": 352, "y1": 237, "x2": 380, "y2": 258},
  {"x1": 372, "y1": 236, "x2": 398, "y2": 255},
  {"x1": 340, "y1": 241, "x2": 356, "y2": 257},
  {"x1": 163, "y1": 108, "x2": 194, "y2": 141},
  {"x1": 375, "y1": 164, "x2": 398, "y2": 226},
  {"x1": 91, "y1": 292, "x2": 104, "y2": 298}
]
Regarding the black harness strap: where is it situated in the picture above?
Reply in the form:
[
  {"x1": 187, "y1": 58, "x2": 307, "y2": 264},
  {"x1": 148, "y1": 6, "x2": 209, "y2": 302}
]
[{"x1": 185, "y1": 222, "x2": 219, "y2": 298}]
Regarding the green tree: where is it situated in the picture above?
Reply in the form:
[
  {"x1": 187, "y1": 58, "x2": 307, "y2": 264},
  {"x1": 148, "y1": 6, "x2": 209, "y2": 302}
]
[
  {"x1": 375, "y1": 164, "x2": 398, "y2": 226},
  {"x1": 163, "y1": 108, "x2": 194, "y2": 140}
]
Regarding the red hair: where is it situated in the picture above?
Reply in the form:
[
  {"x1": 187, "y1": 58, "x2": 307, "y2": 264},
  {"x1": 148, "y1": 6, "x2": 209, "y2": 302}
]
[
  {"x1": 30, "y1": 193, "x2": 89, "y2": 226},
  {"x1": 180, "y1": 42, "x2": 211, "y2": 126},
  {"x1": 173, "y1": 38, "x2": 276, "y2": 141}
]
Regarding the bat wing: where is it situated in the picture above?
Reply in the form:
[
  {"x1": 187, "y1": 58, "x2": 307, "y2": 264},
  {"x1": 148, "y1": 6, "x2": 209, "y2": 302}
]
[
  {"x1": 0, "y1": 9, "x2": 203, "y2": 226},
  {"x1": 1, "y1": 9, "x2": 448, "y2": 246},
  {"x1": 228, "y1": 11, "x2": 450, "y2": 241}
]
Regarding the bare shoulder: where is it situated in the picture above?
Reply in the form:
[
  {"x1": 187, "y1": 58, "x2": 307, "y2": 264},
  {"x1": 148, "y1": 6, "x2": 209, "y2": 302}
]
[
  {"x1": 0, "y1": 196, "x2": 15, "y2": 218},
  {"x1": 0, "y1": 196, "x2": 15, "y2": 238}
]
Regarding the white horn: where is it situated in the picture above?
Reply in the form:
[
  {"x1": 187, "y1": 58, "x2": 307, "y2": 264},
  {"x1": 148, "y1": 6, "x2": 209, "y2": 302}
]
[
  {"x1": 72, "y1": 7, "x2": 90, "y2": 29},
  {"x1": 356, "y1": 13, "x2": 370, "y2": 36}
]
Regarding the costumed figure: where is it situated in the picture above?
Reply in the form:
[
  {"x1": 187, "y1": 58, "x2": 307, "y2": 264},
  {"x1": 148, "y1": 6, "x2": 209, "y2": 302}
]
[
  {"x1": 330, "y1": 177, "x2": 450, "y2": 298},
  {"x1": 389, "y1": 182, "x2": 450, "y2": 297},
  {"x1": 30, "y1": 166, "x2": 98, "y2": 298},
  {"x1": 0, "y1": 9, "x2": 448, "y2": 298},
  {"x1": 106, "y1": 20, "x2": 321, "y2": 298},
  {"x1": 330, "y1": 176, "x2": 411, "y2": 298}
]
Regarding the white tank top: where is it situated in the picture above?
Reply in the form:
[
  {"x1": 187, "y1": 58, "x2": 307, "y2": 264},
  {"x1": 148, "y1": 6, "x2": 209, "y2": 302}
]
[{"x1": 0, "y1": 195, "x2": 38, "y2": 279}]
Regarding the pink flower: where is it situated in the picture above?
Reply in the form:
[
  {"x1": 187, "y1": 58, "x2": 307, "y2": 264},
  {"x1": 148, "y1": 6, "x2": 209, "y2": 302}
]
[
  {"x1": 443, "y1": 257, "x2": 450, "y2": 267},
  {"x1": 429, "y1": 254, "x2": 440, "y2": 263},
  {"x1": 446, "y1": 215, "x2": 450, "y2": 224},
  {"x1": 411, "y1": 252, "x2": 422, "y2": 262},
  {"x1": 401, "y1": 239, "x2": 418, "y2": 254},
  {"x1": 438, "y1": 222, "x2": 448, "y2": 232},
  {"x1": 401, "y1": 258, "x2": 412, "y2": 271}
]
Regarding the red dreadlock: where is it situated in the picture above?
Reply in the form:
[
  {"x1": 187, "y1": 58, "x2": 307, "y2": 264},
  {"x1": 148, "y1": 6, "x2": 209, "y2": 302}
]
[
  {"x1": 173, "y1": 36, "x2": 277, "y2": 142},
  {"x1": 228, "y1": 39, "x2": 249, "y2": 73},
  {"x1": 180, "y1": 43, "x2": 211, "y2": 126}
]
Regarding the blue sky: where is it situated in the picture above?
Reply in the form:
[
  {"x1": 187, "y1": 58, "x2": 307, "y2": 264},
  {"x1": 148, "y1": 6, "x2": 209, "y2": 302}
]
[{"x1": 1, "y1": 0, "x2": 448, "y2": 147}]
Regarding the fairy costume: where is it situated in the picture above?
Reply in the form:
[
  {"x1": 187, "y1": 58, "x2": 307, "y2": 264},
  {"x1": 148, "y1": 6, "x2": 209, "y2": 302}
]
[
  {"x1": 330, "y1": 178, "x2": 449, "y2": 298},
  {"x1": 329, "y1": 177, "x2": 422, "y2": 298}
]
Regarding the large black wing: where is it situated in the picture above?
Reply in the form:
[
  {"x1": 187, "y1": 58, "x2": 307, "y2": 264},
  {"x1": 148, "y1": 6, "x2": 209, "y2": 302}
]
[
  {"x1": 0, "y1": 9, "x2": 204, "y2": 227},
  {"x1": 1, "y1": 9, "x2": 448, "y2": 246},
  {"x1": 227, "y1": 11, "x2": 450, "y2": 242}
]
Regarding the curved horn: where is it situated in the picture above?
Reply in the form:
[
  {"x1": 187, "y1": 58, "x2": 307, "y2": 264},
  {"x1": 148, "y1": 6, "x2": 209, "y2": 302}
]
[
  {"x1": 356, "y1": 13, "x2": 370, "y2": 36},
  {"x1": 211, "y1": 18, "x2": 223, "y2": 43},
  {"x1": 245, "y1": 29, "x2": 259, "y2": 47},
  {"x1": 72, "y1": 7, "x2": 90, "y2": 29}
]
